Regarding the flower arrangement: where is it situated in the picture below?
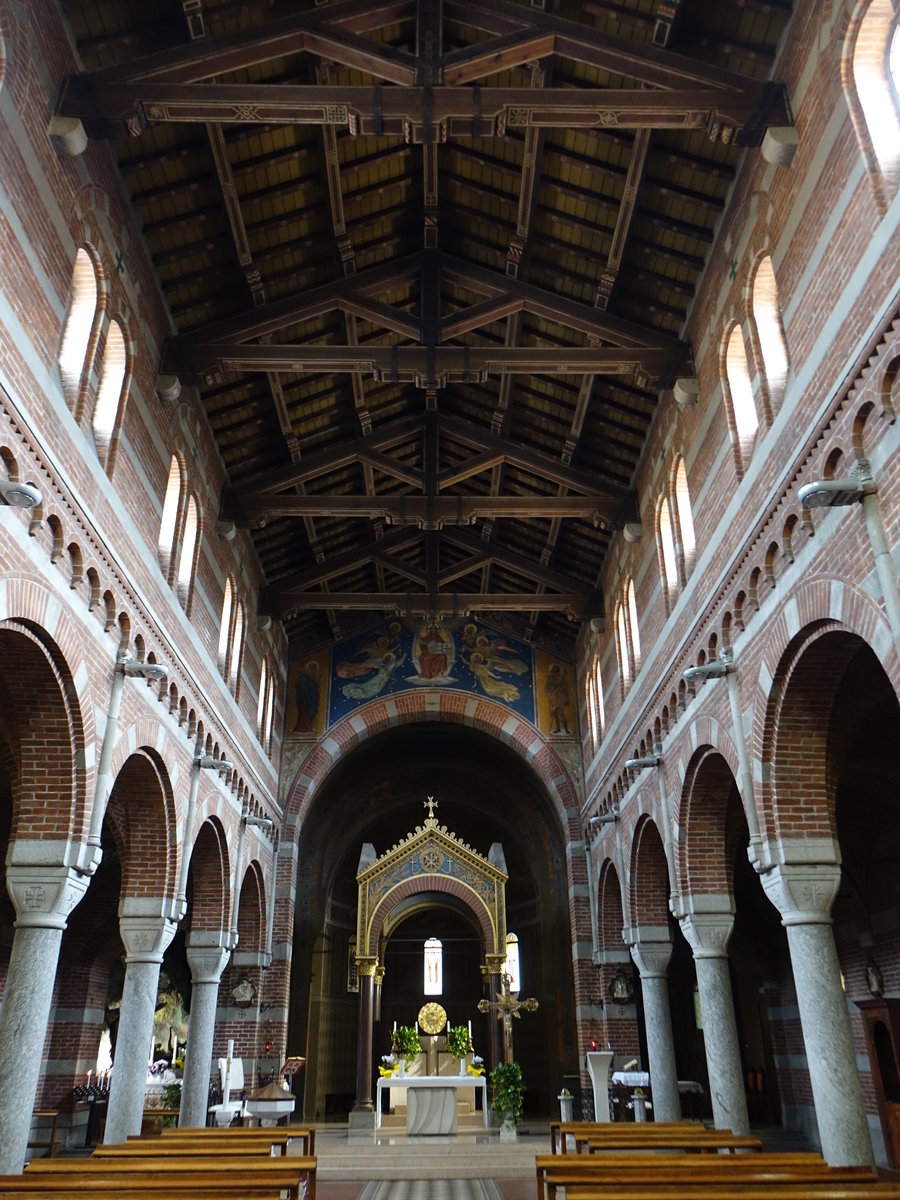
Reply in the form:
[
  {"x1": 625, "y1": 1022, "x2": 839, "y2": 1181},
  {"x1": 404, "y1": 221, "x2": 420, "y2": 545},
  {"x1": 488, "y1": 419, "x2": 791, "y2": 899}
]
[
  {"x1": 391, "y1": 1025, "x2": 421, "y2": 1058},
  {"x1": 489, "y1": 1061, "x2": 525, "y2": 1124},
  {"x1": 378, "y1": 1065, "x2": 397, "y2": 1078},
  {"x1": 447, "y1": 1025, "x2": 471, "y2": 1057}
]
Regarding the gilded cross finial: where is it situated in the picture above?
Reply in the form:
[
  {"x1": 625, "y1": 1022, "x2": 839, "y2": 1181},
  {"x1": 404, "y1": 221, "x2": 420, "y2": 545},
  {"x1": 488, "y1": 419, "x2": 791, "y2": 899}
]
[{"x1": 424, "y1": 796, "x2": 438, "y2": 822}]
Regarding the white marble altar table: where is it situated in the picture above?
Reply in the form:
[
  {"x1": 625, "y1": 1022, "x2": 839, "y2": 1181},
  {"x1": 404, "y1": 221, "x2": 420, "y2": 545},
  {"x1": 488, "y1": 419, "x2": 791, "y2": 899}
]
[{"x1": 375, "y1": 1074, "x2": 488, "y2": 1131}]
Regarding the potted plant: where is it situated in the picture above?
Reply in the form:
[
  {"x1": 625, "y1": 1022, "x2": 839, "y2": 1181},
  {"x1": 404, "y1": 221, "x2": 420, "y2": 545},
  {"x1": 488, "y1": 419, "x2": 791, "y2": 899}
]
[
  {"x1": 391, "y1": 1024, "x2": 421, "y2": 1073},
  {"x1": 490, "y1": 1061, "x2": 525, "y2": 1141},
  {"x1": 447, "y1": 1024, "x2": 470, "y2": 1072}
]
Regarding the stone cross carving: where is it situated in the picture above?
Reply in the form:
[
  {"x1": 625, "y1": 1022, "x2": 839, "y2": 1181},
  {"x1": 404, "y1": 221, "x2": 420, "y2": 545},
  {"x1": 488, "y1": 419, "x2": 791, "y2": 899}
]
[
  {"x1": 478, "y1": 972, "x2": 539, "y2": 1063},
  {"x1": 424, "y1": 796, "x2": 438, "y2": 821}
]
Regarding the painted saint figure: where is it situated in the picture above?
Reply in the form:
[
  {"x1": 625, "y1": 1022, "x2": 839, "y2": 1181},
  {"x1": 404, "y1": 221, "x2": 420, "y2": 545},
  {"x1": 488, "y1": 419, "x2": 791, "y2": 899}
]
[
  {"x1": 293, "y1": 661, "x2": 320, "y2": 733},
  {"x1": 544, "y1": 662, "x2": 573, "y2": 734}
]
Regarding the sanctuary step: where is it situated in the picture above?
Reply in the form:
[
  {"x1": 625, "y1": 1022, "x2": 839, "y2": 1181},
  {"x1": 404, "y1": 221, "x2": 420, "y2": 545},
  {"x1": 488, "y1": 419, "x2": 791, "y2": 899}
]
[{"x1": 315, "y1": 1127, "x2": 550, "y2": 1181}]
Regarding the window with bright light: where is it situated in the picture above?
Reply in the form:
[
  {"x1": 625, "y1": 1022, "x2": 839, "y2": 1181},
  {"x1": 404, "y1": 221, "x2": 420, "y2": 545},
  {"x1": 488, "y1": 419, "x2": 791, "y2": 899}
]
[
  {"x1": 673, "y1": 458, "x2": 696, "y2": 575},
  {"x1": 616, "y1": 601, "x2": 631, "y2": 690},
  {"x1": 725, "y1": 324, "x2": 758, "y2": 462},
  {"x1": 257, "y1": 659, "x2": 268, "y2": 736},
  {"x1": 265, "y1": 674, "x2": 276, "y2": 750},
  {"x1": 158, "y1": 455, "x2": 183, "y2": 577},
  {"x1": 218, "y1": 577, "x2": 233, "y2": 675},
  {"x1": 59, "y1": 248, "x2": 99, "y2": 406},
  {"x1": 852, "y1": 1, "x2": 900, "y2": 187},
  {"x1": 626, "y1": 579, "x2": 641, "y2": 671},
  {"x1": 587, "y1": 676, "x2": 598, "y2": 749},
  {"x1": 92, "y1": 319, "x2": 128, "y2": 466},
  {"x1": 424, "y1": 937, "x2": 443, "y2": 995},
  {"x1": 752, "y1": 255, "x2": 789, "y2": 408},
  {"x1": 593, "y1": 660, "x2": 605, "y2": 738},
  {"x1": 505, "y1": 933, "x2": 521, "y2": 993},
  {"x1": 657, "y1": 495, "x2": 678, "y2": 605},
  {"x1": 177, "y1": 494, "x2": 199, "y2": 611},
  {"x1": 228, "y1": 600, "x2": 245, "y2": 693}
]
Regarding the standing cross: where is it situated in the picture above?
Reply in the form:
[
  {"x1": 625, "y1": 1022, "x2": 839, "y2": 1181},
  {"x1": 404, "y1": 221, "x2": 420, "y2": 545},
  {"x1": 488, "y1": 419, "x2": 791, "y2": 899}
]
[
  {"x1": 477, "y1": 972, "x2": 539, "y2": 1063},
  {"x1": 424, "y1": 796, "x2": 438, "y2": 820}
]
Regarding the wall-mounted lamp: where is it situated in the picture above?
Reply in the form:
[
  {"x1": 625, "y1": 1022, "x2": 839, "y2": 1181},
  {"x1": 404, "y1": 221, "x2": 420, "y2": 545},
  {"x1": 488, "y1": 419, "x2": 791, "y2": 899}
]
[
  {"x1": 684, "y1": 658, "x2": 732, "y2": 682},
  {"x1": 798, "y1": 477, "x2": 865, "y2": 508},
  {"x1": 242, "y1": 815, "x2": 274, "y2": 830},
  {"x1": 120, "y1": 657, "x2": 168, "y2": 681},
  {"x1": 196, "y1": 754, "x2": 234, "y2": 773},
  {"x1": 589, "y1": 812, "x2": 618, "y2": 827},
  {"x1": 0, "y1": 478, "x2": 42, "y2": 508},
  {"x1": 624, "y1": 756, "x2": 661, "y2": 771}
]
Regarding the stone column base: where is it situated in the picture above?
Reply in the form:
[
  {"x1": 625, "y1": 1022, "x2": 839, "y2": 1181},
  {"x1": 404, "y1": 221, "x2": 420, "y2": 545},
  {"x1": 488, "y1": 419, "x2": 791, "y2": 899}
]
[{"x1": 348, "y1": 1109, "x2": 377, "y2": 1134}]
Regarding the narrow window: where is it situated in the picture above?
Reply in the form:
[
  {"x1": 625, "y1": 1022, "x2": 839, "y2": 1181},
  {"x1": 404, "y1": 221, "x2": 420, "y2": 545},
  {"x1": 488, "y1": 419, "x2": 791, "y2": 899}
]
[
  {"x1": 177, "y1": 494, "x2": 199, "y2": 610},
  {"x1": 658, "y1": 496, "x2": 678, "y2": 604},
  {"x1": 673, "y1": 458, "x2": 696, "y2": 574},
  {"x1": 616, "y1": 601, "x2": 631, "y2": 690},
  {"x1": 158, "y1": 455, "x2": 182, "y2": 577},
  {"x1": 752, "y1": 256, "x2": 789, "y2": 407},
  {"x1": 257, "y1": 660, "x2": 268, "y2": 736},
  {"x1": 504, "y1": 933, "x2": 521, "y2": 994},
  {"x1": 853, "y1": 1, "x2": 900, "y2": 185},
  {"x1": 587, "y1": 676, "x2": 599, "y2": 749},
  {"x1": 593, "y1": 660, "x2": 605, "y2": 738},
  {"x1": 626, "y1": 578, "x2": 641, "y2": 672},
  {"x1": 424, "y1": 937, "x2": 443, "y2": 995},
  {"x1": 725, "y1": 325, "x2": 758, "y2": 459},
  {"x1": 59, "y1": 248, "x2": 99, "y2": 406},
  {"x1": 265, "y1": 675, "x2": 276, "y2": 750},
  {"x1": 218, "y1": 577, "x2": 233, "y2": 675},
  {"x1": 229, "y1": 600, "x2": 244, "y2": 692},
  {"x1": 92, "y1": 319, "x2": 127, "y2": 463}
]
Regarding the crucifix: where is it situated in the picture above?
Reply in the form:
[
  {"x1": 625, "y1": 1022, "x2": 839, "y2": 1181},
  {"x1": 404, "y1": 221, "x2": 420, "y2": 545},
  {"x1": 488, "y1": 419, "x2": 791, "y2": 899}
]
[
  {"x1": 478, "y1": 973, "x2": 539, "y2": 1063},
  {"x1": 424, "y1": 796, "x2": 438, "y2": 821}
]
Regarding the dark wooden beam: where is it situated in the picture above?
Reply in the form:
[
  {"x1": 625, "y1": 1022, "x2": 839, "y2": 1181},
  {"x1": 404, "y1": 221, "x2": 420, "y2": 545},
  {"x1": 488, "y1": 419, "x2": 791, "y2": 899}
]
[
  {"x1": 441, "y1": 525, "x2": 598, "y2": 595},
  {"x1": 272, "y1": 589, "x2": 598, "y2": 617},
  {"x1": 58, "y1": 78, "x2": 788, "y2": 147},
  {"x1": 266, "y1": 526, "x2": 421, "y2": 593},
  {"x1": 233, "y1": 493, "x2": 619, "y2": 527},
  {"x1": 163, "y1": 342, "x2": 685, "y2": 385}
]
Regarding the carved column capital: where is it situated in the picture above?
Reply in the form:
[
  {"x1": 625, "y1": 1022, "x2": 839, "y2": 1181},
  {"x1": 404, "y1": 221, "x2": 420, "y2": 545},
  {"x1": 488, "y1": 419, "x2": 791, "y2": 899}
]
[
  {"x1": 674, "y1": 895, "x2": 736, "y2": 960},
  {"x1": 759, "y1": 862, "x2": 842, "y2": 926},
  {"x1": 4, "y1": 863, "x2": 89, "y2": 930},
  {"x1": 356, "y1": 956, "x2": 379, "y2": 978},
  {"x1": 628, "y1": 931, "x2": 672, "y2": 979},
  {"x1": 185, "y1": 931, "x2": 232, "y2": 984},
  {"x1": 119, "y1": 905, "x2": 178, "y2": 964}
]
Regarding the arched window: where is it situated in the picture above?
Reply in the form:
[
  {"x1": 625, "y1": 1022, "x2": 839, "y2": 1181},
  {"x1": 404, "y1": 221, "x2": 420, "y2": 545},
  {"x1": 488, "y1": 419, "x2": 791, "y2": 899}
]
[
  {"x1": 615, "y1": 600, "x2": 631, "y2": 690},
  {"x1": 228, "y1": 599, "x2": 245, "y2": 693},
  {"x1": 626, "y1": 578, "x2": 641, "y2": 671},
  {"x1": 257, "y1": 659, "x2": 268, "y2": 737},
  {"x1": 851, "y1": 0, "x2": 900, "y2": 188},
  {"x1": 657, "y1": 495, "x2": 678, "y2": 606},
  {"x1": 593, "y1": 659, "x2": 605, "y2": 740},
  {"x1": 751, "y1": 255, "x2": 789, "y2": 408},
  {"x1": 218, "y1": 577, "x2": 233, "y2": 675},
  {"x1": 424, "y1": 937, "x2": 443, "y2": 995},
  {"x1": 673, "y1": 457, "x2": 696, "y2": 576},
  {"x1": 176, "y1": 493, "x2": 200, "y2": 612},
  {"x1": 265, "y1": 674, "x2": 276, "y2": 751},
  {"x1": 92, "y1": 319, "x2": 128, "y2": 468},
  {"x1": 504, "y1": 932, "x2": 521, "y2": 994},
  {"x1": 158, "y1": 455, "x2": 183, "y2": 577},
  {"x1": 59, "y1": 248, "x2": 100, "y2": 407},
  {"x1": 587, "y1": 675, "x2": 598, "y2": 749},
  {"x1": 725, "y1": 324, "x2": 758, "y2": 463}
]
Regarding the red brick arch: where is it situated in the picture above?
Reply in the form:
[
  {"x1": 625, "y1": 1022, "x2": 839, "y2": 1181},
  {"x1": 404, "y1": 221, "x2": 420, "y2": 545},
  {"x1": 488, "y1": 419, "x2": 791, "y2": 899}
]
[
  {"x1": 283, "y1": 691, "x2": 581, "y2": 840},
  {"x1": 597, "y1": 858, "x2": 625, "y2": 953},
  {"x1": 186, "y1": 817, "x2": 230, "y2": 933},
  {"x1": 235, "y1": 861, "x2": 266, "y2": 953},
  {"x1": 629, "y1": 816, "x2": 670, "y2": 927},
  {"x1": 104, "y1": 748, "x2": 176, "y2": 901},
  {"x1": 365, "y1": 873, "x2": 496, "y2": 959},
  {"x1": 676, "y1": 746, "x2": 744, "y2": 898}
]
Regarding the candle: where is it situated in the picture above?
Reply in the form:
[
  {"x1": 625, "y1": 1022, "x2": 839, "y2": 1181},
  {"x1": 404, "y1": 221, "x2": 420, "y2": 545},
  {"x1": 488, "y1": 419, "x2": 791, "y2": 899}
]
[
  {"x1": 447, "y1": 1021, "x2": 451, "y2": 1035},
  {"x1": 393, "y1": 1020, "x2": 397, "y2": 1032},
  {"x1": 223, "y1": 1038, "x2": 235, "y2": 1106},
  {"x1": 468, "y1": 1020, "x2": 472, "y2": 1037},
  {"x1": 86, "y1": 1070, "x2": 92, "y2": 1089}
]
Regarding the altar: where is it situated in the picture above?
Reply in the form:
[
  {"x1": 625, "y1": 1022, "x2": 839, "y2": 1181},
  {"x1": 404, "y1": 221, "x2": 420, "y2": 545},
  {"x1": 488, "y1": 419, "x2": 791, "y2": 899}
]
[{"x1": 376, "y1": 1074, "x2": 489, "y2": 1132}]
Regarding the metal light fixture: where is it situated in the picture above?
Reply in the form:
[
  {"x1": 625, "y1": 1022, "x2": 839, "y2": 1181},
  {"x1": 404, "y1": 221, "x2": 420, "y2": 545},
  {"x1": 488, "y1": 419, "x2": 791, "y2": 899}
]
[
  {"x1": 119, "y1": 657, "x2": 168, "y2": 681},
  {"x1": 798, "y1": 477, "x2": 865, "y2": 508},
  {"x1": 0, "y1": 478, "x2": 42, "y2": 508},
  {"x1": 196, "y1": 754, "x2": 234, "y2": 772},
  {"x1": 589, "y1": 812, "x2": 618, "y2": 826},
  {"x1": 242, "y1": 815, "x2": 274, "y2": 830},
  {"x1": 684, "y1": 658, "x2": 732, "y2": 682},
  {"x1": 624, "y1": 756, "x2": 661, "y2": 771}
]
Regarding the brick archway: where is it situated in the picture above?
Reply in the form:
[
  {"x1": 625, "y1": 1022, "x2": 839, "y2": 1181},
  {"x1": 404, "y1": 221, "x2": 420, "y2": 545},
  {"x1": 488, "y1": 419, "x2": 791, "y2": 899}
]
[{"x1": 676, "y1": 746, "x2": 745, "y2": 899}]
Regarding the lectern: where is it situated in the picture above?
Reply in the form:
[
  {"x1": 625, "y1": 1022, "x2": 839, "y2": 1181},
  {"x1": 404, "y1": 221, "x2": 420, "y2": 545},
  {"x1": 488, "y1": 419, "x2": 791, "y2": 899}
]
[{"x1": 585, "y1": 1050, "x2": 614, "y2": 1122}]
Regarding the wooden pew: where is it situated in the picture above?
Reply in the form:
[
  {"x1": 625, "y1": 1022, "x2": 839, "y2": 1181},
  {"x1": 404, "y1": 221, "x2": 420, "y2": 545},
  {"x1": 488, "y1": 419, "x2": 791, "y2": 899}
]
[
  {"x1": 155, "y1": 1125, "x2": 316, "y2": 1155},
  {"x1": 26, "y1": 1112, "x2": 60, "y2": 1159},
  {"x1": 561, "y1": 1188, "x2": 900, "y2": 1200},
  {"x1": 535, "y1": 1152, "x2": 877, "y2": 1200},
  {"x1": 0, "y1": 1190, "x2": 288, "y2": 1200},
  {"x1": 551, "y1": 1125, "x2": 763, "y2": 1154},
  {"x1": 15, "y1": 1155, "x2": 315, "y2": 1200}
]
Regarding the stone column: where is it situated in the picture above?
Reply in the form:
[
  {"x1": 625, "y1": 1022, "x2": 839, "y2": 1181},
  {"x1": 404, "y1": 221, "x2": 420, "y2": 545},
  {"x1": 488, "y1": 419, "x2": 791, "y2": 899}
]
[
  {"x1": 104, "y1": 904, "x2": 177, "y2": 1144},
  {"x1": 179, "y1": 933, "x2": 231, "y2": 1127},
  {"x1": 350, "y1": 957, "x2": 376, "y2": 1129},
  {"x1": 761, "y1": 862, "x2": 873, "y2": 1166},
  {"x1": 678, "y1": 899, "x2": 750, "y2": 1133},
  {"x1": 629, "y1": 930, "x2": 681, "y2": 1122},
  {"x1": 0, "y1": 861, "x2": 89, "y2": 1174}
]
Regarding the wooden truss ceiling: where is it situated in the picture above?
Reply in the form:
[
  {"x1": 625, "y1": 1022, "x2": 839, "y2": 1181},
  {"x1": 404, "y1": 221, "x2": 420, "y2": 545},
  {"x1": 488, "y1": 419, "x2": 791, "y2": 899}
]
[{"x1": 59, "y1": 0, "x2": 792, "y2": 656}]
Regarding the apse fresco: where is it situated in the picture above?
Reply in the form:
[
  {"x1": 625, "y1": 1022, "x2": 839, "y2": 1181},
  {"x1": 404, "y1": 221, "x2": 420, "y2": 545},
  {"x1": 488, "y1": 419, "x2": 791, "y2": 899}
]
[{"x1": 326, "y1": 617, "x2": 537, "y2": 726}]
